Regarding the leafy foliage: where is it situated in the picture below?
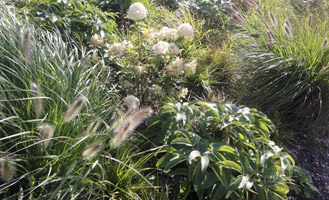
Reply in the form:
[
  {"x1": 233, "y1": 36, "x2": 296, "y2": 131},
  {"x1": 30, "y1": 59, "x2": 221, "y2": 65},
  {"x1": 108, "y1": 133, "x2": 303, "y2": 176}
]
[
  {"x1": 18, "y1": 0, "x2": 118, "y2": 45},
  {"x1": 147, "y1": 98, "x2": 304, "y2": 199}
]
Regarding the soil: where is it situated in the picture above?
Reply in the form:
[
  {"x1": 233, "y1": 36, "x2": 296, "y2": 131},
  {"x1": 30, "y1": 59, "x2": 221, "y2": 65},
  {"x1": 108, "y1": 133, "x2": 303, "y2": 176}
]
[{"x1": 288, "y1": 128, "x2": 329, "y2": 200}]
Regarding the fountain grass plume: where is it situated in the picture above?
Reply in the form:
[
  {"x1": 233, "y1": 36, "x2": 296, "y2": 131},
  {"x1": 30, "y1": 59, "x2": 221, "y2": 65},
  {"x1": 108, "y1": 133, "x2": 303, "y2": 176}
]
[
  {"x1": 0, "y1": 157, "x2": 15, "y2": 182},
  {"x1": 82, "y1": 143, "x2": 103, "y2": 160},
  {"x1": 321, "y1": 38, "x2": 328, "y2": 49},
  {"x1": 110, "y1": 107, "x2": 153, "y2": 149},
  {"x1": 84, "y1": 118, "x2": 101, "y2": 136},
  {"x1": 32, "y1": 82, "x2": 43, "y2": 118},
  {"x1": 284, "y1": 24, "x2": 293, "y2": 37},
  {"x1": 22, "y1": 28, "x2": 31, "y2": 61},
  {"x1": 38, "y1": 124, "x2": 54, "y2": 148},
  {"x1": 269, "y1": 12, "x2": 278, "y2": 27},
  {"x1": 63, "y1": 95, "x2": 86, "y2": 123}
]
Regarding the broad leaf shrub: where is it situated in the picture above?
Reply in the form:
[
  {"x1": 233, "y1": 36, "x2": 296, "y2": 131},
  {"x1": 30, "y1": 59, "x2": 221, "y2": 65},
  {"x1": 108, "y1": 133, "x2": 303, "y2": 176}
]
[
  {"x1": 17, "y1": 0, "x2": 118, "y2": 45},
  {"x1": 225, "y1": 0, "x2": 329, "y2": 125},
  {"x1": 0, "y1": 3, "x2": 156, "y2": 199},
  {"x1": 147, "y1": 98, "x2": 316, "y2": 199}
]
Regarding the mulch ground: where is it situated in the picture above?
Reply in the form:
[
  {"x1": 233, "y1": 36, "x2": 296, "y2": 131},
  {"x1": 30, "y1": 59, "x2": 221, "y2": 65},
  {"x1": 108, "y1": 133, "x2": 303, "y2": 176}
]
[{"x1": 288, "y1": 127, "x2": 329, "y2": 200}]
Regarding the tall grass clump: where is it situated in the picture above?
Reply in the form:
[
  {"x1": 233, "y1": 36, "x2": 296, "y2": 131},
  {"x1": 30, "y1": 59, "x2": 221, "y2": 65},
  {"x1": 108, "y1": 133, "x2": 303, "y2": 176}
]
[
  {"x1": 230, "y1": 0, "x2": 329, "y2": 127},
  {"x1": 0, "y1": 3, "x2": 157, "y2": 199}
]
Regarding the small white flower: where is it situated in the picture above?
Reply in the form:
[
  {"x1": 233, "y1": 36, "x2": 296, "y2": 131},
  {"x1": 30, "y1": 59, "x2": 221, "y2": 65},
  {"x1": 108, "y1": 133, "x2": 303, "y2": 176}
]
[
  {"x1": 179, "y1": 88, "x2": 189, "y2": 99},
  {"x1": 123, "y1": 95, "x2": 140, "y2": 109},
  {"x1": 127, "y1": 2, "x2": 148, "y2": 21},
  {"x1": 108, "y1": 43, "x2": 126, "y2": 56},
  {"x1": 90, "y1": 34, "x2": 104, "y2": 47},
  {"x1": 153, "y1": 41, "x2": 169, "y2": 55},
  {"x1": 159, "y1": 27, "x2": 178, "y2": 40},
  {"x1": 177, "y1": 23, "x2": 194, "y2": 40},
  {"x1": 168, "y1": 43, "x2": 180, "y2": 55}
]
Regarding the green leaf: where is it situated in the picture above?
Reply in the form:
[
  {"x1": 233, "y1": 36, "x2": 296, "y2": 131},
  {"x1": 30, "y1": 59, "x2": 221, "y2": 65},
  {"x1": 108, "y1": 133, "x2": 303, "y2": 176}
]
[
  {"x1": 202, "y1": 171, "x2": 217, "y2": 189},
  {"x1": 189, "y1": 150, "x2": 201, "y2": 164},
  {"x1": 201, "y1": 156, "x2": 209, "y2": 174},
  {"x1": 219, "y1": 160, "x2": 242, "y2": 172},
  {"x1": 211, "y1": 184, "x2": 227, "y2": 200},
  {"x1": 228, "y1": 176, "x2": 242, "y2": 190},
  {"x1": 156, "y1": 153, "x2": 173, "y2": 168},
  {"x1": 164, "y1": 155, "x2": 187, "y2": 172},
  {"x1": 171, "y1": 137, "x2": 192, "y2": 146},
  {"x1": 256, "y1": 119, "x2": 270, "y2": 133},
  {"x1": 239, "y1": 154, "x2": 251, "y2": 174}
]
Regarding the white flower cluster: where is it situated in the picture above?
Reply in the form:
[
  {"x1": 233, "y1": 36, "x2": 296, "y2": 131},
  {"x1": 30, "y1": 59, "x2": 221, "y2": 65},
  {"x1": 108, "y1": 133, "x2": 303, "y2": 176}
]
[
  {"x1": 184, "y1": 60, "x2": 197, "y2": 74},
  {"x1": 159, "y1": 27, "x2": 178, "y2": 40},
  {"x1": 178, "y1": 87, "x2": 189, "y2": 99},
  {"x1": 167, "y1": 57, "x2": 184, "y2": 76},
  {"x1": 151, "y1": 84, "x2": 162, "y2": 95},
  {"x1": 168, "y1": 43, "x2": 180, "y2": 55},
  {"x1": 123, "y1": 95, "x2": 140, "y2": 109},
  {"x1": 127, "y1": 2, "x2": 148, "y2": 21},
  {"x1": 177, "y1": 23, "x2": 194, "y2": 40},
  {"x1": 153, "y1": 41, "x2": 169, "y2": 55},
  {"x1": 91, "y1": 34, "x2": 104, "y2": 47},
  {"x1": 108, "y1": 43, "x2": 126, "y2": 56}
]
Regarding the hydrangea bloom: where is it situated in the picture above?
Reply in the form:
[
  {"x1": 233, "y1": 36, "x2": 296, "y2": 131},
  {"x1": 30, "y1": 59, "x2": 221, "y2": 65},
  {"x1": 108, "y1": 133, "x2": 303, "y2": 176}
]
[
  {"x1": 179, "y1": 88, "x2": 189, "y2": 99},
  {"x1": 167, "y1": 58, "x2": 184, "y2": 76},
  {"x1": 184, "y1": 60, "x2": 197, "y2": 74},
  {"x1": 153, "y1": 41, "x2": 169, "y2": 55},
  {"x1": 90, "y1": 34, "x2": 104, "y2": 47},
  {"x1": 108, "y1": 43, "x2": 126, "y2": 56},
  {"x1": 168, "y1": 43, "x2": 180, "y2": 55},
  {"x1": 159, "y1": 27, "x2": 178, "y2": 40},
  {"x1": 127, "y1": 2, "x2": 148, "y2": 21},
  {"x1": 123, "y1": 95, "x2": 140, "y2": 109},
  {"x1": 177, "y1": 23, "x2": 194, "y2": 40}
]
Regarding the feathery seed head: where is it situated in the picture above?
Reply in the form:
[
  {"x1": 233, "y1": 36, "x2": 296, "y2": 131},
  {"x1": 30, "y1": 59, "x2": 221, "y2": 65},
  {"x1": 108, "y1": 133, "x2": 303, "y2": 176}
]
[
  {"x1": 269, "y1": 12, "x2": 277, "y2": 27},
  {"x1": 38, "y1": 124, "x2": 54, "y2": 148},
  {"x1": 84, "y1": 118, "x2": 101, "y2": 136},
  {"x1": 63, "y1": 96, "x2": 86, "y2": 123},
  {"x1": 250, "y1": 33, "x2": 261, "y2": 38},
  {"x1": 82, "y1": 143, "x2": 103, "y2": 160},
  {"x1": 0, "y1": 157, "x2": 15, "y2": 182},
  {"x1": 31, "y1": 82, "x2": 43, "y2": 118},
  {"x1": 232, "y1": 13, "x2": 246, "y2": 25},
  {"x1": 308, "y1": 14, "x2": 312, "y2": 27},
  {"x1": 285, "y1": 19, "x2": 292, "y2": 31},
  {"x1": 284, "y1": 24, "x2": 293, "y2": 37},
  {"x1": 255, "y1": 6, "x2": 264, "y2": 18},
  {"x1": 110, "y1": 107, "x2": 153, "y2": 149},
  {"x1": 321, "y1": 38, "x2": 328, "y2": 49},
  {"x1": 22, "y1": 28, "x2": 31, "y2": 61}
]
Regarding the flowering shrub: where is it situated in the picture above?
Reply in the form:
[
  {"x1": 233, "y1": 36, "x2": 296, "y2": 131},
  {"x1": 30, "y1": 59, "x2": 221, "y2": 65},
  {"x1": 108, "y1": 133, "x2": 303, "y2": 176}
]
[{"x1": 87, "y1": 2, "x2": 209, "y2": 107}]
